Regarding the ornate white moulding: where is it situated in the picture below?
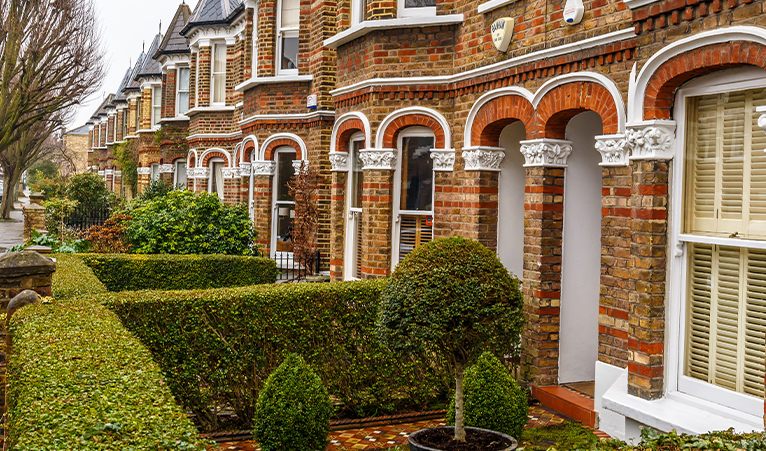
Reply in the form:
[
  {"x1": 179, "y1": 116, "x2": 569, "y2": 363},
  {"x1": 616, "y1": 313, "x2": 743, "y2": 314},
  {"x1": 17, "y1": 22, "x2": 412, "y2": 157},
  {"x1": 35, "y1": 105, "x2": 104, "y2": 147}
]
[
  {"x1": 430, "y1": 148, "x2": 456, "y2": 171},
  {"x1": 97, "y1": 170, "x2": 105, "y2": 177},
  {"x1": 222, "y1": 167, "x2": 237, "y2": 179},
  {"x1": 104, "y1": 169, "x2": 113, "y2": 176},
  {"x1": 114, "y1": 171, "x2": 122, "y2": 177},
  {"x1": 251, "y1": 160, "x2": 276, "y2": 176},
  {"x1": 462, "y1": 146, "x2": 505, "y2": 171},
  {"x1": 595, "y1": 134, "x2": 630, "y2": 167},
  {"x1": 518, "y1": 139, "x2": 572, "y2": 167},
  {"x1": 360, "y1": 148, "x2": 397, "y2": 170},
  {"x1": 239, "y1": 162, "x2": 252, "y2": 177},
  {"x1": 329, "y1": 151, "x2": 350, "y2": 172},
  {"x1": 159, "y1": 164, "x2": 175, "y2": 174},
  {"x1": 626, "y1": 120, "x2": 676, "y2": 161},
  {"x1": 293, "y1": 160, "x2": 307, "y2": 175},
  {"x1": 136, "y1": 167, "x2": 151, "y2": 176},
  {"x1": 187, "y1": 167, "x2": 210, "y2": 179}
]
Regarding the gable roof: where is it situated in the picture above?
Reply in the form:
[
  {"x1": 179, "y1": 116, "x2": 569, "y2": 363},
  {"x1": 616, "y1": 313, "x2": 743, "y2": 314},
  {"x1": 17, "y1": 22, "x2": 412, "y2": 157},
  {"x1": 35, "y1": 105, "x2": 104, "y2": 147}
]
[
  {"x1": 112, "y1": 67, "x2": 133, "y2": 103},
  {"x1": 90, "y1": 94, "x2": 115, "y2": 120},
  {"x1": 135, "y1": 34, "x2": 163, "y2": 81},
  {"x1": 182, "y1": 0, "x2": 244, "y2": 34},
  {"x1": 155, "y1": 3, "x2": 192, "y2": 58},
  {"x1": 124, "y1": 52, "x2": 146, "y2": 92},
  {"x1": 64, "y1": 124, "x2": 90, "y2": 136}
]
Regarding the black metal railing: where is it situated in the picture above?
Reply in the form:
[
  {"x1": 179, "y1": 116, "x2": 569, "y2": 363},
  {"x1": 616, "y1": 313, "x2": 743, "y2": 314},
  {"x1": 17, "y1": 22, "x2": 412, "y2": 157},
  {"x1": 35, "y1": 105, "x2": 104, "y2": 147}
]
[
  {"x1": 64, "y1": 206, "x2": 112, "y2": 232},
  {"x1": 262, "y1": 249, "x2": 321, "y2": 282}
]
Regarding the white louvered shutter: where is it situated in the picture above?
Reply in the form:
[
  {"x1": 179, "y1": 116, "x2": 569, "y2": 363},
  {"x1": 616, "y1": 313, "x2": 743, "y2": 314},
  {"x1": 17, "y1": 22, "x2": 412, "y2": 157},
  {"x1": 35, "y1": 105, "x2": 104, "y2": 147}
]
[
  {"x1": 687, "y1": 244, "x2": 712, "y2": 382},
  {"x1": 749, "y1": 90, "x2": 766, "y2": 238},
  {"x1": 686, "y1": 95, "x2": 717, "y2": 234},
  {"x1": 744, "y1": 248, "x2": 766, "y2": 397}
]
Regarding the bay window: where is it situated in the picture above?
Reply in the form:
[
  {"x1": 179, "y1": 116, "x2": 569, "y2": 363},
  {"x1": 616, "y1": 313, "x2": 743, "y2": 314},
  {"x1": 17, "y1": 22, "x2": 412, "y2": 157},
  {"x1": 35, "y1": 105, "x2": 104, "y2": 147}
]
[
  {"x1": 398, "y1": 0, "x2": 435, "y2": 18},
  {"x1": 212, "y1": 44, "x2": 226, "y2": 105},
  {"x1": 177, "y1": 67, "x2": 190, "y2": 115},
  {"x1": 277, "y1": 0, "x2": 299, "y2": 75},
  {"x1": 151, "y1": 86, "x2": 162, "y2": 128}
]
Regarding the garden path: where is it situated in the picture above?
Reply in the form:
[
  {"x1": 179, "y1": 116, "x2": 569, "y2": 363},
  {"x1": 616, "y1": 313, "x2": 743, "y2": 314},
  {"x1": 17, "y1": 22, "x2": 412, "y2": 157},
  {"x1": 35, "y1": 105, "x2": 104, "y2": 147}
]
[
  {"x1": 211, "y1": 405, "x2": 609, "y2": 450},
  {"x1": 0, "y1": 208, "x2": 24, "y2": 252}
]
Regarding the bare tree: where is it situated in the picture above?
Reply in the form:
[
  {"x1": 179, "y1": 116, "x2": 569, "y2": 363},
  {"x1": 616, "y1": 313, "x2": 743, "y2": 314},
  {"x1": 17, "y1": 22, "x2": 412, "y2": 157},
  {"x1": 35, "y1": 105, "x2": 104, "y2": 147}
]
[{"x1": 0, "y1": 0, "x2": 105, "y2": 218}]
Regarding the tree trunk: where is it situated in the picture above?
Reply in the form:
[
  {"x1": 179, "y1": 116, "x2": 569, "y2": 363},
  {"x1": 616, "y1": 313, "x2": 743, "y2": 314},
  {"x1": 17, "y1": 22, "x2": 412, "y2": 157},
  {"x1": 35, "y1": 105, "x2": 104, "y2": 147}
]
[
  {"x1": 0, "y1": 166, "x2": 21, "y2": 219},
  {"x1": 454, "y1": 364, "x2": 466, "y2": 442}
]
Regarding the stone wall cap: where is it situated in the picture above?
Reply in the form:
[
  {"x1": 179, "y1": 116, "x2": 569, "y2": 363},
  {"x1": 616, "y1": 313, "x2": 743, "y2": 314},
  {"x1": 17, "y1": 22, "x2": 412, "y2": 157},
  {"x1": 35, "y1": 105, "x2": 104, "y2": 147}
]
[
  {"x1": 0, "y1": 250, "x2": 57, "y2": 276},
  {"x1": 8, "y1": 289, "x2": 41, "y2": 311}
]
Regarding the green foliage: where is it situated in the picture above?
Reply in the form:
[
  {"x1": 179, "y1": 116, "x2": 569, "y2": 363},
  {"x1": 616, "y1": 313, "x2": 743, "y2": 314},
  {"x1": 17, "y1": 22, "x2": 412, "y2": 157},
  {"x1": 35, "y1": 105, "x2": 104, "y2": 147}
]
[
  {"x1": 124, "y1": 190, "x2": 256, "y2": 255},
  {"x1": 139, "y1": 179, "x2": 177, "y2": 202},
  {"x1": 43, "y1": 196, "x2": 79, "y2": 238},
  {"x1": 446, "y1": 352, "x2": 527, "y2": 439},
  {"x1": 585, "y1": 428, "x2": 766, "y2": 451},
  {"x1": 64, "y1": 172, "x2": 116, "y2": 211},
  {"x1": 81, "y1": 253, "x2": 278, "y2": 291},
  {"x1": 102, "y1": 279, "x2": 450, "y2": 431},
  {"x1": 378, "y1": 237, "x2": 525, "y2": 370},
  {"x1": 50, "y1": 254, "x2": 107, "y2": 299},
  {"x1": 27, "y1": 160, "x2": 59, "y2": 181},
  {"x1": 253, "y1": 353, "x2": 332, "y2": 451},
  {"x1": 113, "y1": 142, "x2": 138, "y2": 196},
  {"x1": 6, "y1": 255, "x2": 207, "y2": 451},
  {"x1": 520, "y1": 422, "x2": 599, "y2": 451},
  {"x1": 8, "y1": 230, "x2": 91, "y2": 254}
]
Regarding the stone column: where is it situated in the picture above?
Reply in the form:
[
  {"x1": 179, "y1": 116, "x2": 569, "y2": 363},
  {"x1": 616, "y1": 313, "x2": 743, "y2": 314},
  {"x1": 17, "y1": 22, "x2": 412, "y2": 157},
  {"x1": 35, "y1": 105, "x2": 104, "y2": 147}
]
[
  {"x1": 359, "y1": 149, "x2": 395, "y2": 279},
  {"x1": 329, "y1": 152, "x2": 349, "y2": 281},
  {"x1": 22, "y1": 193, "x2": 47, "y2": 242},
  {"x1": 251, "y1": 162, "x2": 276, "y2": 254},
  {"x1": 459, "y1": 147, "x2": 501, "y2": 251}
]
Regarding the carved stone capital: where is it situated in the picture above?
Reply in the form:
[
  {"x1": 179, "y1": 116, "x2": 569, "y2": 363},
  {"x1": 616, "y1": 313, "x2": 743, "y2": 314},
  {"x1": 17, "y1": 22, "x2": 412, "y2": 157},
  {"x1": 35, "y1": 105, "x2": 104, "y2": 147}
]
[
  {"x1": 329, "y1": 152, "x2": 350, "y2": 172},
  {"x1": 595, "y1": 134, "x2": 630, "y2": 167},
  {"x1": 251, "y1": 160, "x2": 276, "y2": 176},
  {"x1": 159, "y1": 164, "x2": 175, "y2": 173},
  {"x1": 626, "y1": 120, "x2": 676, "y2": 161},
  {"x1": 518, "y1": 139, "x2": 572, "y2": 167},
  {"x1": 136, "y1": 167, "x2": 151, "y2": 175},
  {"x1": 430, "y1": 148, "x2": 456, "y2": 171},
  {"x1": 114, "y1": 171, "x2": 122, "y2": 177},
  {"x1": 104, "y1": 169, "x2": 113, "y2": 176},
  {"x1": 461, "y1": 146, "x2": 505, "y2": 171},
  {"x1": 196, "y1": 167, "x2": 210, "y2": 178},
  {"x1": 222, "y1": 167, "x2": 237, "y2": 179},
  {"x1": 239, "y1": 162, "x2": 252, "y2": 177},
  {"x1": 293, "y1": 160, "x2": 306, "y2": 175},
  {"x1": 359, "y1": 148, "x2": 397, "y2": 171}
]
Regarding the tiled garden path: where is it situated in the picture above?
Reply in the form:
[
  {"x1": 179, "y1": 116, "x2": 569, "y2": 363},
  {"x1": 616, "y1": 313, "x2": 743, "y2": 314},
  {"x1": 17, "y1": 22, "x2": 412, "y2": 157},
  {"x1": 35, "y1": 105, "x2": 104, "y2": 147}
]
[{"x1": 211, "y1": 405, "x2": 609, "y2": 450}]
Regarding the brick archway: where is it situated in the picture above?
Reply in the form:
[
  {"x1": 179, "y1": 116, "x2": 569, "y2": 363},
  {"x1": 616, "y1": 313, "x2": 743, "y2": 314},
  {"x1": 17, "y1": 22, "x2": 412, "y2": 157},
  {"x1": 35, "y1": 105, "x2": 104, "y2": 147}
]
[
  {"x1": 201, "y1": 150, "x2": 230, "y2": 167},
  {"x1": 263, "y1": 138, "x2": 303, "y2": 161},
  {"x1": 535, "y1": 81, "x2": 620, "y2": 139},
  {"x1": 335, "y1": 118, "x2": 366, "y2": 153},
  {"x1": 470, "y1": 95, "x2": 535, "y2": 146},
  {"x1": 380, "y1": 113, "x2": 446, "y2": 149},
  {"x1": 643, "y1": 41, "x2": 766, "y2": 120},
  {"x1": 243, "y1": 143, "x2": 256, "y2": 162}
]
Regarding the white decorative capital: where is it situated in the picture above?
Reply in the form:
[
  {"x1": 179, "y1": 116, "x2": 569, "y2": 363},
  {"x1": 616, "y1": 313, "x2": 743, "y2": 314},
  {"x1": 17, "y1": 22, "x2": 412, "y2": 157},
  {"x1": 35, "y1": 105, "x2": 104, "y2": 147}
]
[
  {"x1": 251, "y1": 160, "x2": 276, "y2": 176},
  {"x1": 430, "y1": 148, "x2": 456, "y2": 171},
  {"x1": 104, "y1": 169, "x2": 114, "y2": 176},
  {"x1": 222, "y1": 167, "x2": 237, "y2": 179},
  {"x1": 359, "y1": 148, "x2": 397, "y2": 171},
  {"x1": 329, "y1": 152, "x2": 350, "y2": 172},
  {"x1": 114, "y1": 171, "x2": 122, "y2": 177},
  {"x1": 595, "y1": 134, "x2": 630, "y2": 167},
  {"x1": 97, "y1": 170, "x2": 105, "y2": 177},
  {"x1": 196, "y1": 167, "x2": 210, "y2": 178},
  {"x1": 239, "y1": 162, "x2": 252, "y2": 177},
  {"x1": 462, "y1": 146, "x2": 505, "y2": 171},
  {"x1": 518, "y1": 139, "x2": 572, "y2": 167},
  {"x1": 159, "y1": 164, "x2": 175, "y2": 174},
  {"x1": 136, "y1": 167, "x2": 151, "y2": 175},
  {"x1": 626, "y1": 120, "x2": 676, "y2": 161},
  {"x1": 293, "y1": 160, "x2": 306, "y2": 175}
]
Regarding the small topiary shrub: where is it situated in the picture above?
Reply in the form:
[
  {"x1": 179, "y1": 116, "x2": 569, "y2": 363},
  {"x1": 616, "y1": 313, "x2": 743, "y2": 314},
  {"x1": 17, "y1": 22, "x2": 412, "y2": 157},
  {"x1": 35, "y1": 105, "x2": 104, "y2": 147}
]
[
  {"x1": 253, "y1": 353, "x2": 332, "y2": 451},
  {"x1": 446, "y1": 352, "x2": 528, "y2": 439}
]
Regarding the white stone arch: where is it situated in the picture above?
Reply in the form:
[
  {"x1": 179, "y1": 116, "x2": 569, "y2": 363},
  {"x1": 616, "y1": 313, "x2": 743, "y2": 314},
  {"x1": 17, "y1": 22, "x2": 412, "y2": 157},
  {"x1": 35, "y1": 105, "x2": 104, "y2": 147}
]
[
  {"x1": 628, "y1": 26, "x2": 766, "y2": 123},
  {"x1": 330, "y1": 112, "x2": 372, "y2": 153},
  {"x1": 199, "y1": 147, "x2": 233, "y2": 167},
  {"x1": 463, "y1": 86, "x2": 534, "y2": 148},
  {"x1": 258, "y1": 132, "x2": 309, "y2": 161},
  {"x1": 187, "y1": 149, "x2": 199, "y2": 167},
  {"x1": 375, "y1": 106, "x2": 452, "y2": 149},
  {"x1": 237, "y1": 135, "x2": 259, "y2": 164}
]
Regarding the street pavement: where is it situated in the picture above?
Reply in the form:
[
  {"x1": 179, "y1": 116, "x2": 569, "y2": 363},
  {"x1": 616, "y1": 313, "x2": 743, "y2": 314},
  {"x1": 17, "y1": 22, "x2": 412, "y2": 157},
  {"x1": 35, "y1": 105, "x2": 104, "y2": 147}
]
[{"x1": 0, "y1": 199, "x2": 27, "y2": 252}]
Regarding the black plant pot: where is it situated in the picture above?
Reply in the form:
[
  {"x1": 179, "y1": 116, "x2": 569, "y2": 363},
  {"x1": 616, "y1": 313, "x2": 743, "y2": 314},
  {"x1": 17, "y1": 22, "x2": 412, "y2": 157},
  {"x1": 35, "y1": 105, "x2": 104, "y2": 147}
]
[{"x1": 408, "y1": 426, "x2": 518, "y2": 451}]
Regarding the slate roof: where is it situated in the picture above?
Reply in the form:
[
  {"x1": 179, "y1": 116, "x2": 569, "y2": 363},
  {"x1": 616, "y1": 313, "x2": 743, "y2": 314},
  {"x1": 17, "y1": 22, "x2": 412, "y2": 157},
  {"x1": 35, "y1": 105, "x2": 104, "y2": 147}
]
[
  {"x1": 183, "y1": 0, "x2": 244, "y2": 34},
  {"x1": 64, "y1": 124, "x2": 90, "y2": 136},
  {"x1": 135, "y1": 34, "x2": 163, "y2": 81},
  {"x1": 124, "y1": 52, "x2": 146, "y2": 92},
  {"x1": 112, "y1": 67, "x2": 133, "y2": 103},
  {"x1": 90, "y1": 94, "x2": 115, "y2": 120},
  {"x1": 155, "y1": 3, "x2": 192, "y2": 58}
]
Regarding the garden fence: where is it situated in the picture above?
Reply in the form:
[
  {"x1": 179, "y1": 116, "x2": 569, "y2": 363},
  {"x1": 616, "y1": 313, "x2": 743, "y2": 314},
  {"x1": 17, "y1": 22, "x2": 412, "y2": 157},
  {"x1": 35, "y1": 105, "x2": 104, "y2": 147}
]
[
  {"x1": 64, "y1": 206, "x2": 112, "y2": 232},
  {"x1": 262, "y1": 249, "x2": 321, "y2": 282}
]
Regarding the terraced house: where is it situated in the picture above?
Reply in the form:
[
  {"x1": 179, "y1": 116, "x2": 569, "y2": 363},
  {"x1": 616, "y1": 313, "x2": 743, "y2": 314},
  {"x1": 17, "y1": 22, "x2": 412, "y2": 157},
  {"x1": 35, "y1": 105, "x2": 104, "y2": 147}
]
[{"x1": 83, "y1": 0, "x2": 766, "y2": 440}]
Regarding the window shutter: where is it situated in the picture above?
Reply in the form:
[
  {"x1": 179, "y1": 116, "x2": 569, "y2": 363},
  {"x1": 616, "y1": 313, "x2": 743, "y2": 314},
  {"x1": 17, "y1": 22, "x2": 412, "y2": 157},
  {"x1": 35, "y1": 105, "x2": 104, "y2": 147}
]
[
  {"x1": 398, "y1": 215, "x2": 433, "y2": 263},
  {"x1": 744, "y1": 248, "x2": 766, "y2": 397},
  {"x1": 749, "y1": 90, "x2": 766, "y2": 238},
  {"x1": 686, "y1": 95, "x2": 718, "y2": 234},
  {"x1": 711, "y1": 246, "x2": 742, "y2": 391},
  {"x1": 719, "y1": 92, "x2": 746, "y2": 225},
  {"x1": 687, "y1": 243, "x2": 712, "y2": 382}
]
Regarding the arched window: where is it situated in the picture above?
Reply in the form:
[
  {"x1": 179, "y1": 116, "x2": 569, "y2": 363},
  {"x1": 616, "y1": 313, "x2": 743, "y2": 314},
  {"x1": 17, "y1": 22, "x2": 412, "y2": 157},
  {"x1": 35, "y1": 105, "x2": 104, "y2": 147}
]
[
  {"x1": 344, "y1": 132, "x2": 364, "y2": 279},
  {"x1": 271, "y1": 147, "x2": 297, "y2": 255}
]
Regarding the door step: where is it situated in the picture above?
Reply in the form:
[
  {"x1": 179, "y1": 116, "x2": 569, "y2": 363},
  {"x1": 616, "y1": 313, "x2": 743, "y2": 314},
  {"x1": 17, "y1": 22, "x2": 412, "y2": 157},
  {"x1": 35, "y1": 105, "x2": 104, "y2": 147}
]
[{"x1": 532, "y1": 383, "x2": 597, "y2": 428}]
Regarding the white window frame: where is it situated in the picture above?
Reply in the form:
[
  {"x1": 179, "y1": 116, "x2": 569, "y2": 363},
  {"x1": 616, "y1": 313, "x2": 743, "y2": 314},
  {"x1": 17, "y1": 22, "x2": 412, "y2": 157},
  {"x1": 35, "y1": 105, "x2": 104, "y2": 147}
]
[
  {"x1": 211, "y1": 43, "x2": 227, "y2": 106},
  {"x1": 276, "y1": 0, "x2": 299, "y2": 76},
  {"x1": 151, "y1": 86, "x2": 162, "y2": 129},
  {"x1": 668, "y1": 67, "x2": 766, "y2": 419},
  {"x1": 270, "y1": 147, "x2": 297, "y2": 258},
  {"x1": 112, "y1": 115, "x2": 117, "y2": 142},
  {"x1": 150, "y1": 163, "x2": 160, "y2": 182},
  {"x1": 351, "y1": 0, "x2": 364, "y2": 26},
  {"x1": 174, "y1": 159, "x2": 187, "y2": 187},
  {"x1": 122, "y1": 109, "x2": 127, "y2": 138},
  {"x1": 176, "y1": 67, "x2": 190, "y2": 116},
  {"x1": 104, "y1": 119, "x2": 109, "y2": 144},
  {"x1": 397, "y1": 0, "x2": 435, "y2": 18},
  {"x1": 136, "y1": 97, "x2": 142, "y2": 131},
  {"x1": 252, "y1": 13, "x2": 259, "y2": 77},
  {"x1": 194, "y1": 50, "x2": 200, "y2": 108},
  {"x1": 391, "y1": 126, "x2": 435, "y2": 268},
  {"x1": 344, "y1": 132, "x2": 365, "y2": 280},
  {"x1": 208, "y1": 157, "x2": 225, "y2": 200}
]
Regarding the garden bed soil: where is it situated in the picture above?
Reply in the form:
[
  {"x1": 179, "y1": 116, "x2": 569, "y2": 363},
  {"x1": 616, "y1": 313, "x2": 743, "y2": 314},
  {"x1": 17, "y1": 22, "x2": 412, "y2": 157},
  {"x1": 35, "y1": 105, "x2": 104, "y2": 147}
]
[{"x1": 412, "y1": 427, "x2": 515, "y2": 451}]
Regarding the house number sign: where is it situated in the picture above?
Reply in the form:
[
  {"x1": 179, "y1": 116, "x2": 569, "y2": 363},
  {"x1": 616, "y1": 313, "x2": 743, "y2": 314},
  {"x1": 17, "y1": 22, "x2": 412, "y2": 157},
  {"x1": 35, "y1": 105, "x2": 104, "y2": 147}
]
[{"x1": 491, "y1": 17, "x2": 515, "y2": 52}]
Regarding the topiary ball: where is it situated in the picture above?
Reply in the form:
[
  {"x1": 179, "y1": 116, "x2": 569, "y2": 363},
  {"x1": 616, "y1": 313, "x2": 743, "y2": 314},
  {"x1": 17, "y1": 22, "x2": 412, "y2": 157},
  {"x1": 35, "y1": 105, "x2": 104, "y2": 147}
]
[
  {"x1": 253, "y1": 353, "x2": 333, "y2": 451},
  {"x1": 446, "y1": 351, "x2": 528, "y2": 439}
]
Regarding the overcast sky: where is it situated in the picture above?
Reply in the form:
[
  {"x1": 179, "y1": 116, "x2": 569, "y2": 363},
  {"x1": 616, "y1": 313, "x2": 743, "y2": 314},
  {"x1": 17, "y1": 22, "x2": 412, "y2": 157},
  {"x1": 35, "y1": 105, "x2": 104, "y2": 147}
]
[{"x1": 69, "y1": 0, "x2": 200, "y2": 131}]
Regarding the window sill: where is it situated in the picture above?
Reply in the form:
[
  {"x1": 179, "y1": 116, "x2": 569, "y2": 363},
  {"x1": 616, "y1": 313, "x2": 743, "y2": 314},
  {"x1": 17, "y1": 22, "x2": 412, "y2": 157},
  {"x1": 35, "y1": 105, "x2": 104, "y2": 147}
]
[
  {"x1": 678, "y1": 233, "x2": 766, "y2": 250},
  {"x1": 324, "y1": 14, "x2": 464, "y2": 49},
  {"x1": 477, "y1": 0, "x2": 519, "y2": 14},
  {"x1": 235, "y1": 75, "x2": 314, "y2": 92},
  {"x1": 185, "y1": 106, "x2": 236, "y2": 115},
  {"x1": 622, "y1": 0, "x2": 661, "y2": 9},
  {"x1": 602, "y1": 369, "x2": 762, "y2": 436},
  {"x1": 158, "y1": 115, "x2": 190, "y2": 123}
]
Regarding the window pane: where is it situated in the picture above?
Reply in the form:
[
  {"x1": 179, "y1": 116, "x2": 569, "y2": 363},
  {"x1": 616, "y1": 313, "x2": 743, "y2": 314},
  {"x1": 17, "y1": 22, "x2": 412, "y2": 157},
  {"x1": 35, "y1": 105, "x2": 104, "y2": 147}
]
[
  {"x1": 178, "y1": 68, "x2": 190, "y2": 90},
  {"x1": 276, "y1": 151, "x2": 296, "y2": 201},
  {"x1": 152, "y1": 106, "x2": 161, "y2": 127},
  {"x1": 276, "y1": 204, "x2": 295, "y2": 252},
  {"x1": 178, "y1": 93, "x2": 190, "y2": 115},
  {"x1": 151, "y1": 164, "x2": 159, "y2": 181},
  {"x1": 153, "y1": 87, "x2": 162, "y2": 107},
  {"x1": 176, "y1": 162, "x2": 187, "y2": 187},
  {"x1": 214, "y1": 162, "x2": 224, "y2": 199},
  {"x1": 213, "y1": 74, "x2": 225, "y2": 103},
  {"x1": 213, "y1": 45, "x2": 227, "y2": 74},
  {"x1": 400, "y1": 136, "x2": 434, "y2": 211},
  {"x1": 281, "y1": 0, "x2": 300, "y2": 29},
  {"x1": 281, "y1": 36, "x2": 299, "y2": 71},
  {"x1": 405, "y1": 0, "x2": 435, "y2": 7},
  {"x1": 351, "y1": 140, "x2": 363, "y2": 208}
]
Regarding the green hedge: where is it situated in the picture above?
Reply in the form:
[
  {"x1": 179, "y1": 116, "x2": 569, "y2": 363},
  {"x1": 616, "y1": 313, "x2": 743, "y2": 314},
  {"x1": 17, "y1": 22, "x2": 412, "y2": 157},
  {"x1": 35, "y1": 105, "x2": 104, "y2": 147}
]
[
  {"x1": 589, "y1": 428, "x2": 766, "y2": 451},
  {"x1": 102, "y1": 280, "x2": 450, "y2": 431},
  {"x1": 5, "y1": 255, "x2": 207, "y2": 450},
  {"x1": 81, "y1": 254, "x2": 279, "y2": 291}
]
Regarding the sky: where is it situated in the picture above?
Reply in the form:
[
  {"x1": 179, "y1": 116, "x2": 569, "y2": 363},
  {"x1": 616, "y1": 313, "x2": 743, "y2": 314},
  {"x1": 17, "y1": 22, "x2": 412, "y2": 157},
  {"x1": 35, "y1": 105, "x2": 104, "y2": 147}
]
[{"x1": 69, "y1": 0, "x2": 200, "y2": 131}]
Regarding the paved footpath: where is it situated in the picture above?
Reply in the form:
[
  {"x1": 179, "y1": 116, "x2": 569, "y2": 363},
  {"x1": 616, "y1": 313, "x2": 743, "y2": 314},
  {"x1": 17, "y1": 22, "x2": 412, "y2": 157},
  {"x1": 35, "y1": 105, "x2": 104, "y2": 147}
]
[
  {"x1": 212, "y1": 405, "x2": 607, "y2": 451},
  {"x1": 0, "y1": 203, "x2": 25, "y2": 252}
]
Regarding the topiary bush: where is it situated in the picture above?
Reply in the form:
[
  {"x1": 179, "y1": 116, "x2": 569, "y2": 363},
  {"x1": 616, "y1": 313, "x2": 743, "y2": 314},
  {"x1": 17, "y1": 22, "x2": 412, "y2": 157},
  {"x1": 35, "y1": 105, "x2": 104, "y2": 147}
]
[
  {"x1": 253, "y1": 353, "x2": 332, "y2": 451},
  {"x1": 378, "y1": 236, "x2": 524, "y2": 442},
  {"x1": 64, "y1": 172, "x2": 117, "y2": 211},
  {"x1": 446, "y1": 352, "x2": 528, "y2": 439},
  {"x1": 123, "y1": 190, "x2": 256, "y2": 255}
]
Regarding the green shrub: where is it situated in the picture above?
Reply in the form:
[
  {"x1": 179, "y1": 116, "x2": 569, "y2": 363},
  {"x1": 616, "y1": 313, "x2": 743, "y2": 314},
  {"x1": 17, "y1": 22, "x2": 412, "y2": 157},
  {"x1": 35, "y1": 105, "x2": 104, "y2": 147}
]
[
  {"x1": 587, "y1": 428, "x2": 766, "y2": 451},
  {"x1": 7, "y1": 266, "x2": 206, "y2": 451},
  {"x1": 81, "y1": 253, "x2": 278, "y2": 291},
  {"x1": 378, "y1": 236, "x2": 524, "y2": 441},
  {"x1": 521, "y1": 422, "x2": 598, "y2": 451},
  {"x1": 51, "y1": 254, "x2": 107, "y2": 299},
  {"x1": 101, "y1": 279, "x2": 449, "y2": 431},
  {"x1": 139, "y1": 179, "x2": 177, "y2": 201},
  {"x1": 64, "y1": 172, "x2": 116, "y2": 211},
  {"x1": 446, "y1": 352, "x2": 528, "y2": 439},
  {"x1": 253, "y1": 353, "x2": 332, "y2": 451},
  {"x1": 124, "y1": 190, "x2": 256, "y2": 255}
]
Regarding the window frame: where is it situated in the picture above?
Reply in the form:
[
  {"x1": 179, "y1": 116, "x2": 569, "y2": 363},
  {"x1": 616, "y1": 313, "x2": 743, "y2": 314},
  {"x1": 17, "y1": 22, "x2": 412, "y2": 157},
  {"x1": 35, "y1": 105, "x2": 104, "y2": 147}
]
[
  {"x1": 351, "y1": 0, "x2": 364, "y2": 26},
  {"x1": 176, "y1": 66, "x2": 190, "y2": 116},
  {"x1": 122, "y1": 109, "x2": 127, "y2": 138},
  {"x1": 270, "y1": 147, "x2": 298, "y2": 258},
  {"x1": 668, "y1": 67, "x2": 766, "y2": 418},
  {"x1": 397, "y1": 0, "x2": 436, "y2": 18},
  {"x1": 174, "y1": 159, "x2": 187, "y2": 187},
  {"x1": 136, "y1": 97, "x2": 142, "y2": 131},
  {"x1": 276, "y1": 0, "x2": 300, "y2": 76},
  {"x1": 208, "y1": 157, "x2": 225, "y2": 200},
  {"x1": 344, "y1": 132, "x2": 365, "y2": 281},
  {"x1": 211, "y1": 43, "x2": 227, "y2": 105},
  {"x1": 150, "y1": 162, "x2": 160, "y2": 182},
  {"x1": 151, "y1": 86, "x2": 162, "y2": 129}
]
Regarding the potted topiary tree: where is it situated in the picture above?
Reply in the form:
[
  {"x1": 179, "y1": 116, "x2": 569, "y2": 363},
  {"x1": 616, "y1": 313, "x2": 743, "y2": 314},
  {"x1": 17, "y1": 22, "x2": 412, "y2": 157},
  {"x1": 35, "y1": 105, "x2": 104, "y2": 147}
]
[{"x1": 377, "y1": 236, "x2": 524, "y2": 451}]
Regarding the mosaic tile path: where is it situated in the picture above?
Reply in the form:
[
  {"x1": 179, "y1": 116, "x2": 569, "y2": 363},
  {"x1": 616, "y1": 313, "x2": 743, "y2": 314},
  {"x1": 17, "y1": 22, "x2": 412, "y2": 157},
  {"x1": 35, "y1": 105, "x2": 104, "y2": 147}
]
[{"x1": 212, "y1": 404, "x2": 606, "y2": 450}]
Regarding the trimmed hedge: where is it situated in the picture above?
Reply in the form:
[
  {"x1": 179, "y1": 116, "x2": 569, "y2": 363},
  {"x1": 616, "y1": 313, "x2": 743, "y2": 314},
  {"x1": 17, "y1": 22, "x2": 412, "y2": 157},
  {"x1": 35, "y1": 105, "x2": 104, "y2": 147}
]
[
  {"x1": 588, "y1": 428, "x2": 766, "y2": 451},
  {"x1": 102, "y1": 280, "x2": 450, "y2": 431},
  {"x1": 81, "y1": 254, "x2": 279, "y2": 291},
  {"x1": 5, "y1": 255, "x2": 207, "y2": 450}
]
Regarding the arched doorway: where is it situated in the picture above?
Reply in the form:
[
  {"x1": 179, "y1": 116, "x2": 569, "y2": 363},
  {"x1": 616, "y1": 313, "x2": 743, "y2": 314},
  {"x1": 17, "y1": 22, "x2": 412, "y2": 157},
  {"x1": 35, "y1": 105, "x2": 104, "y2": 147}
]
[{"x1": 497, "y1": 121, "x2": 526, "y2": 279}]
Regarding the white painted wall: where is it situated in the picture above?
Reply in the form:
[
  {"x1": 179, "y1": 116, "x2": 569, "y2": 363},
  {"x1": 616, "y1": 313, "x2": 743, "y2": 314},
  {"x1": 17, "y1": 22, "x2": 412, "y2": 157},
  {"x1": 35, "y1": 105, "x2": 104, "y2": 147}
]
[
  {"x1": 559, "y1": 111, "x2": 602, "y2": 383},
  {"x1": 497, "y1": 121, "x2": 526, "y2": 280}
]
